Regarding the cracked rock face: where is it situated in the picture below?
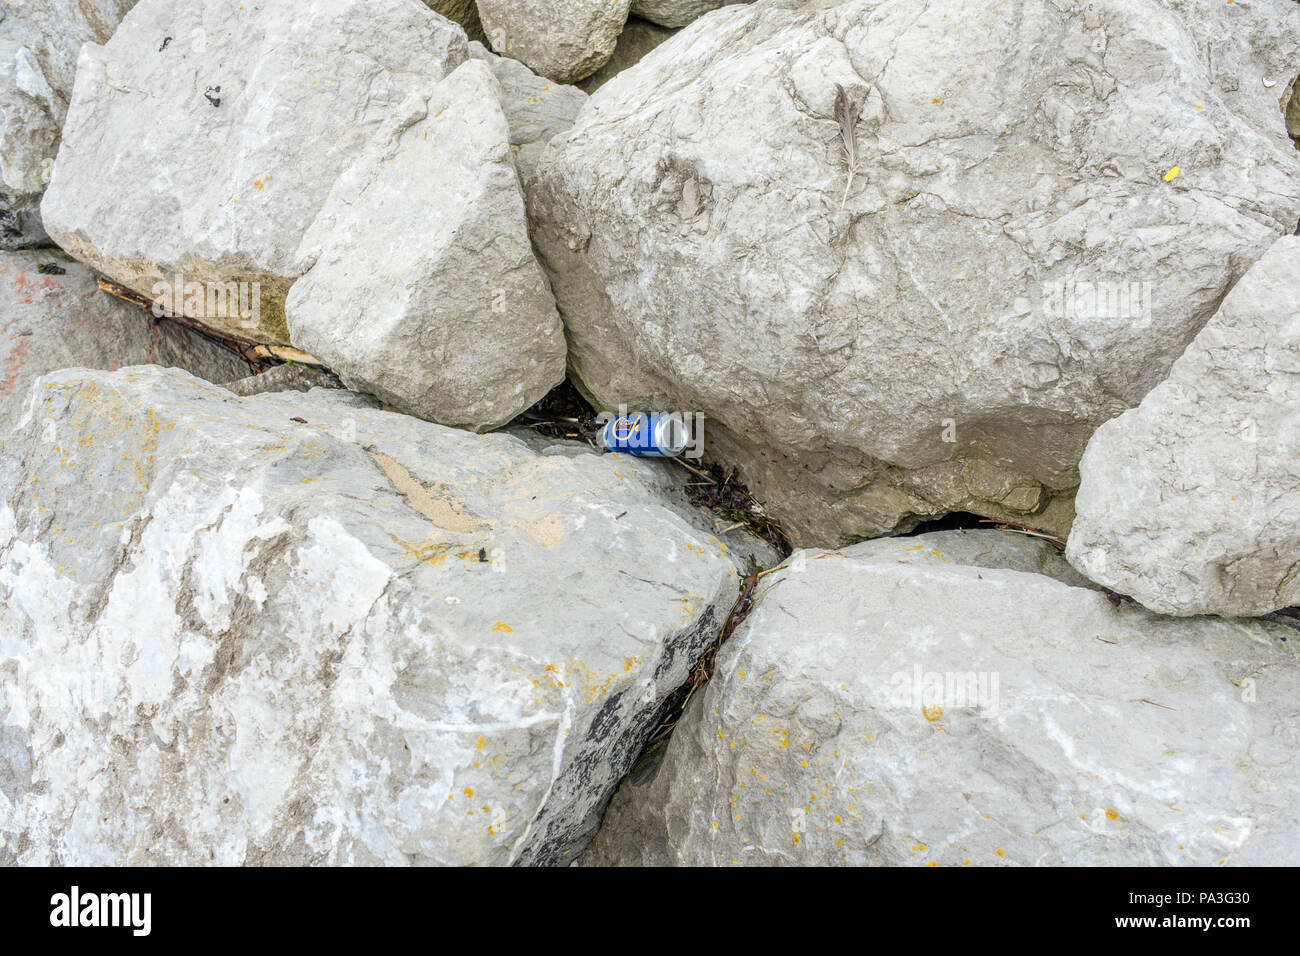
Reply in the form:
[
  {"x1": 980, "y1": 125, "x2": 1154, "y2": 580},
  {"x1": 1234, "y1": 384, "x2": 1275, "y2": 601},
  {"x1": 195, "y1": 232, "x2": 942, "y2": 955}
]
[
  {"x1": 581, "y1": 532, "x2": 1300, "y2": 866},
  {"x1": 0, "y1": 250, "x2": 247, "y2": 433},
  {"x1": 285, "y1": 60, "x2": 566, "y2": 431},
  {"x1": 38, "y1": 0, "x2": 468, "y2": 347},
  {"x1": 1066, "y1": 236, "x2": 1300, "y2": 617},
  {"x1": 0, "y1": 366, "x2": 741, "y2": 865},
  {"x1": 528, "y1": 0, "x2": 1300, "y2": 548},
  {"x1": 477, "y1": 0, "x2": 630, "y2": 84},
  {"x1": 0, "y1": 1, "x2": 137, "y2": 248}
]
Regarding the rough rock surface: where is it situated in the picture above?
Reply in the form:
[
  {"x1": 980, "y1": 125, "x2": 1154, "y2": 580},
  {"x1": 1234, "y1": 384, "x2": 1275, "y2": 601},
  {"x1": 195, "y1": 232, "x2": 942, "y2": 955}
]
[
  {"x1": 0, "y1": 366, "x2": 742, "y2": 865},
  {"x1": 1066, "y1": 236, "x2": 1300, "y2": 617},
  {"x1": 631, "y1": 0, "x2": 746, "y2": 30},
  {"x1": 223, "y1": 363, "x2": 341, "y2": 399},
  {"x1": 577, "y1": 16, "x2": 676, "y2": 94},
  {"x1": 285, "y1": 60, "x2": 566, "y2": 431},
  {"x1": 528, "y1": 0, "x2": 1300, "y2": 548},
  {"x1": 0, "y1": 1, "x2": 137, "y2": 248},
  {"x1": 477, "y1": 0, "x2": 630, "y2": 84},
  {"x1": 818, "y1": 527, "x2": 1096, "y2": 590},
  {"x1": 1164, "y1": 0, "x2": 1300, "y2": 150},
  {"x1": 582, "y1": 535, "x2": 1300, "y2": 866},
  {"x1": 39, "y1": 0, "x2": 469, "y2": 344},
  {"x1": 0, "y1": 250, "x2": 246, "y2": 432},
  {"x1": 469, "y1": 41, "x2": 588, "y2": 179}
]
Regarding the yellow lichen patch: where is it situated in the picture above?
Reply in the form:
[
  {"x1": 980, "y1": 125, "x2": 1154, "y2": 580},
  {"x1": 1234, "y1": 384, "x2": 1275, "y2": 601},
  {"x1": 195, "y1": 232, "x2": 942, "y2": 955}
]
[
  {"x1": 1163, "y1": 165, "x2": 1181, "y2": 182},
  {"x1": 922, "y1": 704, "x2": 944, "y2": 722},
  {"x1": 491, "y1": 621, "x2": 514, "y2": 633},
  {"x1": 392, "y1": 535, "x2": 454, "y2": 567}
]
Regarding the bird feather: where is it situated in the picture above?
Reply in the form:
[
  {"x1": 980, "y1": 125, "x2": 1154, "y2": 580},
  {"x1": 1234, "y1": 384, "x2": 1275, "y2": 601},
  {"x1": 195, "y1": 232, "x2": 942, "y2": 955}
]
[{"x1": 834, "y1": 84, "x2": 865, "y2": 208}]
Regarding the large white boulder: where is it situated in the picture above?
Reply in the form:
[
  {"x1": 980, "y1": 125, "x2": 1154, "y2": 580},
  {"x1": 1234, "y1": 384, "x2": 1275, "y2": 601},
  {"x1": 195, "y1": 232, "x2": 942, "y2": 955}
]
[
  {"x1": 285, "y1": 60, "x2": 566, "y2": 431},
  {"x1": 0, "y1": 1, "x2": 137, "y2": 247},
  {"x1": 581, "y1": 532, "x2": 1300, "y2": 866},
  {"x1": 40, "y1": 0, "x2": 566, "y2": 429},
  {"x1": 0, "y1": 366, "x2": 742, "y2": 865},
  {"x1": 1066, "y1": 236, "x2": 1300, "y2": 617},
  {"x1": 0, "y1": 250, "x2": 246, "y2": 432},
  {"x1": 41, "y1": 0, "x2": 468, "y2": 345},
  {"x1": 528, "y1": 0, "x2": 1300, "y2": 547},
  {"x1": 40, "y1": 0, "x2": 469, "y2": 343}
]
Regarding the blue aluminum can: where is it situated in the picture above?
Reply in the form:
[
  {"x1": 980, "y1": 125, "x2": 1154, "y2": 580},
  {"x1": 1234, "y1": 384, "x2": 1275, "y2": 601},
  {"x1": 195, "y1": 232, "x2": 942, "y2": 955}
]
[{"x1": 599, "y1": 412, "x2": 690, "y2": 458}]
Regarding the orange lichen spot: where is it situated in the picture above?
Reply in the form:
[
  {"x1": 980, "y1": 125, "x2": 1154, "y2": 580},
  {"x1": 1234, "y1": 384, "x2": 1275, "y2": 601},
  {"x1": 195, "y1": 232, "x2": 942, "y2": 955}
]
[
  {"x1": 1105, "y1": 808, "x2": 1118, "y2": 821},
  {"x1": 995, "y1": 848, "x2": 1005, "y2": 858},
  {"x1": 922, "y1": 704, "x2": 944, "y2": 722},
  {"x1": 463, "y1": 787, "x2": 475, "y2": 799}
]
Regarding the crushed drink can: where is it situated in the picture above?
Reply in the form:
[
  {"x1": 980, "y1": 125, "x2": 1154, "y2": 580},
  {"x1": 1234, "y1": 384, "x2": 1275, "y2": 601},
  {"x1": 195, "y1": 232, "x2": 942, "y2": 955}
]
[{"x1": 598, "y1": 412, "x2": 690, "y2": 458}]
